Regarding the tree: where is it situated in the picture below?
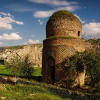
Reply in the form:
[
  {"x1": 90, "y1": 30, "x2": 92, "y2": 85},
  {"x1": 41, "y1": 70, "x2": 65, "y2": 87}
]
[
  {"x1": 20, "y1": 54, "x2": 34, "y2": 78},
  {"x1": 82, "y1": 51, "x2": 100, "y2": 85},
  {"x1": 64, "y1": 51, "x2": 100, "y2": 87},
  {"x1": 5, "y1": 53, "x2": 34, "y2": 78}
]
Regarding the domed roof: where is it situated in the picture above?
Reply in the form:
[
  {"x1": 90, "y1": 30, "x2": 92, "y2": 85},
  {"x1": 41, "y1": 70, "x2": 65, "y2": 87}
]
[{"x1": 46, "y1": 10, "x2": 82, "y2": 39}]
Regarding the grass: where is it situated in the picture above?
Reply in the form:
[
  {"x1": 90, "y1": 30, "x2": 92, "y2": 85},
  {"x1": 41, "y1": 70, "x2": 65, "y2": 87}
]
[
  {"x1": 0, "y1": 78, "x2": 99, "y2": 100},
  {"x1": 0, "y1": 64, "x2": 42, "y2": 76},
  {"x1": 0, "y1": 43, "x2": 43, "y2": 50},
  {"x1": 0, "y1": 64, "x2": 99, "y2": 100},
  {"x1": 86, "y1": 39, "x2": 100, "y2": 44},
  {"x1": 49, "y1": 10, "x2": 75, "y2": 20},
  {"x1": 0, "y1": 65, "x2": 12, "y2": 76},
  {"x1": 32, "y1": 67, "x2": 42, "y2": 76},
  {"x1": 46, "y1": 35, "x2": 77, "y2": 40},
  {"x1": 0, "y1": 81, "x2": 68, "y2": 100}
]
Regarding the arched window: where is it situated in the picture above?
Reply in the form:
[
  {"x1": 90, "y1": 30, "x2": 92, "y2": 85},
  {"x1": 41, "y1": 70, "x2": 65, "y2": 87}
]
[{"x1": 78, "y1": 31, "x2": 80, "y2": 37}]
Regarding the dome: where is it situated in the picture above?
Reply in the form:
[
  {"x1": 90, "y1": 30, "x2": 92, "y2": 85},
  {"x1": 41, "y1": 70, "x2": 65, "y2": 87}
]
[{"x1": 46, "y1": 10, "x2": 82, "y2": 39}]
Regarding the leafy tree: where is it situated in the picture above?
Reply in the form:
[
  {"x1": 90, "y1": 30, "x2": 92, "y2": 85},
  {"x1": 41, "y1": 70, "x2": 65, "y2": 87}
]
[
  {"x1": 19, "y1": 55, "x2": 34, "y2": 78},
  {"x1": 6, "y1": 53, "x2": 34, "y2": 78},
  {"x1": 5, "y1": 54, "x2": 21, "y2": 76},
  {"x1": 82, "y1": 51, "x2": 100, "y2": 85},
  {"x1": 64, "y1": 51, "x2": 100, "y2": 87}
]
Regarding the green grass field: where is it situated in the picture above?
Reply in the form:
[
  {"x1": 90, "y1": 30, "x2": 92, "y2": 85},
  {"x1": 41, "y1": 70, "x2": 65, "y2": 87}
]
[
  {"x1": 0, "y1": 65, "x2": 70, "y2": 100},
  {"x1": 0, "y1": 64, "x2": 42, "y2": 76},
  {"x1": 0, "y1": 64, "x2": 99, "y2": 100},
  {"x1": 0, "y1": 84, "x2": 70, "y2": 100},
  {"x1": 0, "y1": 82, "x2": 68, "y2": 100}
]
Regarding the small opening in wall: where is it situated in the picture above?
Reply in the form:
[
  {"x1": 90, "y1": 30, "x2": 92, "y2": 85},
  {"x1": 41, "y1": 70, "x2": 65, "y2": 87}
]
[{"x1": 78, "y1": 31, "x2": 80, "y2": 37}]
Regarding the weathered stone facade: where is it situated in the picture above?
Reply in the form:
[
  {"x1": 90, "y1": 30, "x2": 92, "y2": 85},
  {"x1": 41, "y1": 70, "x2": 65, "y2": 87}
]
[{"x1": 42, "y1": 10, "x2": 91, "y2": 84}]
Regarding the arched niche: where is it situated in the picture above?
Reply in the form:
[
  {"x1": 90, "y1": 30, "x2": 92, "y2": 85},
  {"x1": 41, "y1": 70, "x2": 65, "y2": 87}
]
[{"x1": 48, "y1": 56, "x2": 55, "y2": 83}]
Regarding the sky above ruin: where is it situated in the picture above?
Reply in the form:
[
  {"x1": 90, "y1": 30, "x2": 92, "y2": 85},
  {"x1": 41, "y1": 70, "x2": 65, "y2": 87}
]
[{"x1": 0, "y1": 0, "x2": 100, "y2": 46}]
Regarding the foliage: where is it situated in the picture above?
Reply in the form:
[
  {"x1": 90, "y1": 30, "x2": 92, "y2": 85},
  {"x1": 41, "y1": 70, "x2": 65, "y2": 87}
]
[
  {"x1": 19, "y1": 55, "x2": 34, "y2": 78},
  {"x1": 64, "y1": 52, "x2": 85, "y2": 71},
  {"x1": 64, "y1": 51, "x2": 100, "y2": 85},
  {"x1": 0, "y1": 65, "x2": 41, "y2": 77},
  {"x1": 0, "y1": 45, "x2": 24, "y2": 50},
  {"x1": 5, "y1": 55, "x2": 22, "y2": 76},
  {"x1": 5, "y1": 54, "x2": 34, "y2": 78},
  {"x1": 87, "y1": 39, "x2": 100, "y2": 44},
  {"x1": 0, "y1": 44, "x2": 43, "y2": 51},
  {"x1": 46, "y1": 35, "x2": 76, "y2": 40},
  {"x1": 81, "y1": 51, "x2": 100, "y2": 85}
]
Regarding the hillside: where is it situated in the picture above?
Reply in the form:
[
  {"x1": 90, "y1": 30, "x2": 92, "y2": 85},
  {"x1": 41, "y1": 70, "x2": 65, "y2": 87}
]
[{"x1": 0, "y1": 44, "x2": 43, "y2": 67}]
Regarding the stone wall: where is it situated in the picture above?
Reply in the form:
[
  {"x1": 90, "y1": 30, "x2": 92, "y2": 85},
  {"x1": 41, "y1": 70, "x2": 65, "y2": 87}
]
[{"x1": 0, "y1": 44, "x2": 43, "y2": 67}]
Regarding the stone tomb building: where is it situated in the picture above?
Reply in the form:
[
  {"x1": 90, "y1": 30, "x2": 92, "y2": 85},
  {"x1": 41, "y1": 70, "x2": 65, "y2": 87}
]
[{"x1": 42, "y1": 10, "x2": 89, "y2": 84}]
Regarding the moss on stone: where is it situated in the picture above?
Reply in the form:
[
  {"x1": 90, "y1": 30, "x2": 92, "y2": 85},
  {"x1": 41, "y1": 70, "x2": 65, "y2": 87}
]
[
  {"x1": 46, "y1": 35, "x2": 77, "y2": 40},
  {"x1": 49, "y1": 10, "x2": 76, "y2": 20}
]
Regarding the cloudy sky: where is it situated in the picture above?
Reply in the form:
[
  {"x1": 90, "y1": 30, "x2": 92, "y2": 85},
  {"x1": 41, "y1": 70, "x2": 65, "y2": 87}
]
[{"x1": 0, "y1": 0, "x2": 100, "y2": 46}]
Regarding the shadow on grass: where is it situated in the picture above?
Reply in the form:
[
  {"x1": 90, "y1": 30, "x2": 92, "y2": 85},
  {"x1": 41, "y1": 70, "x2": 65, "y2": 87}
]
[
  {"x1": 0, "y1": 73, "x2": 42, "y2": 82},
  {"x1": 0, "y1": 75, "x2": 99, "y2": 100}
]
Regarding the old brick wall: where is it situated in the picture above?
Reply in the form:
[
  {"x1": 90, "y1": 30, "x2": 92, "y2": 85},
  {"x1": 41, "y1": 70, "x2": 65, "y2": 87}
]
[
  {"x1": 42, "y1": 38, "x2": 91, "y2": 83},
  {"x1": 46, "y1": 18, "x2": 82, "y2": 38}
]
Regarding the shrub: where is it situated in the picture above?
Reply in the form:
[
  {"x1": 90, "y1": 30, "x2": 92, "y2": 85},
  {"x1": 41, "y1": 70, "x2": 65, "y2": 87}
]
[
  {"x1": 64, "y1": 51, "x2": 100, "y2": 86},
  {"x1": 19, "y1": 55, "x2": 34, "y2": 78},
  {"x1": 5, "y1": 54, "x2": 34, "y2": 78}
]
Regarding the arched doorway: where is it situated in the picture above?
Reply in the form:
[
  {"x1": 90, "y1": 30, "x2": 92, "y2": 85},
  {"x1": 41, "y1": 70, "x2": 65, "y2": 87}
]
[{"x1": 48, "y1": 56, "x2": 55, "y2": 83}]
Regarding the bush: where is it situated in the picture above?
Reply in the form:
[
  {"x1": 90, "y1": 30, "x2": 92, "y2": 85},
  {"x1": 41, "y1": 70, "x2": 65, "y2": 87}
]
[
  {"x1": 5, "y1": 54, "x2": 34, "y2": 78},
  {"x1": 19, "y1": 55, "x2": 34, "y2": 78},
  {"x1": 5, "y1": 55, "x2": 22, "y2": 76},
  {"x1": 64, "y1": 51, "x2": 100, "y2": 86}
]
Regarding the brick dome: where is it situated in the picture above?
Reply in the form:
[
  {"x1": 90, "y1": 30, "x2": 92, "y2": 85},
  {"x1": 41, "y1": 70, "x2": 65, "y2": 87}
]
[{"x1": 46, "y1": 10, "x2": 82, "y2": 39}]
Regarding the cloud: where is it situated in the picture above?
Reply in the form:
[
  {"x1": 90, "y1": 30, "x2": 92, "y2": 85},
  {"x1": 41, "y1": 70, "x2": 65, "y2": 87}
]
[
  {"x1": 32, "y1": 0, "x2": 80, "y2": 18},
  {"x1": 6, "y1": 4, "x2": 33, "y2": 12},
  {"x1": 15, "y1": 21, "x2": 24, "y2": 25},
  {"x1": 0, "y1": 12, "x2": 11, "y2": 17},
  {"x1": 83, "y1": 22, "x2": 100, "y2": 39},
  {"x1": 28, "y1": 39, "x2": 40, "y2": 44},
  {"x1": 28, "y1": 0, "x2": 78, "y2": 6},
  {"x1": 34, "y1": 6, "x2": 80, "y2": 18},
  {"x1": 0, "y1": 32, "x2": 22, "y2": 41},
  {"x1": 34, "y1": 10, "x2": 54, "y2": 18},
  {"x1": 0, "y1": 12, "x2": 24, "y2": 30},
  {"x1": 37, "y1": 19, "x2": 43, "y2": 25}
]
